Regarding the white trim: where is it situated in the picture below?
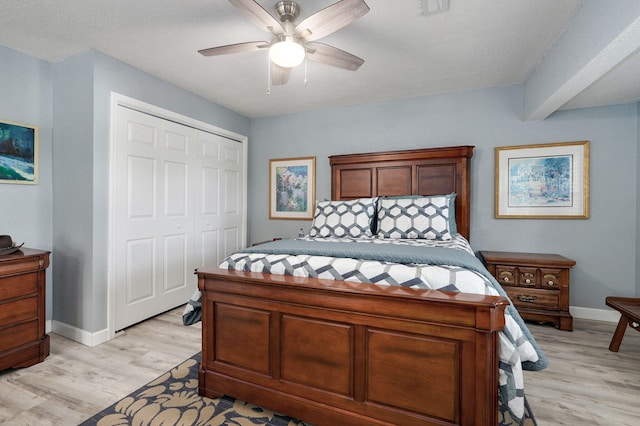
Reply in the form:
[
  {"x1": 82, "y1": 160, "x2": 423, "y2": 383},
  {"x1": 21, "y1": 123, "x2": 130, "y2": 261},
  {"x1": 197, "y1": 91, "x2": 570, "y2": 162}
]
[
  {"x1": 51, "y1": 320, "x2": 110, "y2": 348},
  {"x1": 107, "y1": 92, "x2": 248, "y2": 343},
  {"x1": 570, "y1": 305, "x2": 621, "y2": 323}
]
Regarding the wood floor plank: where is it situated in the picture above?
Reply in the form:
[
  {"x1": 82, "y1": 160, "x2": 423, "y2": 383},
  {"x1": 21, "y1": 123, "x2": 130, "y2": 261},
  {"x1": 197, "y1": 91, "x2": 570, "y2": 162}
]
[
  {"x1": 1, "y1": 307, "x2": 638, "y2": 425},
  {"x1": 524, "y1": 319, "x2": 640, "y2": 426}
]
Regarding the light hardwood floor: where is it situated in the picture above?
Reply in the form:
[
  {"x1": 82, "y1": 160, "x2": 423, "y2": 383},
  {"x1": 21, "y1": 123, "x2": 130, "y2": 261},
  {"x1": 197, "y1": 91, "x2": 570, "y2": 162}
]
[
  {"x1": 0, "y1": 308, "x2": 201, "y2": 426},
  {"x1": 524, "y1": 318, "x2": 640, "y2": 426},
  {"x1": 0, "y1": 308, "x2": 638, "y2": 425}
]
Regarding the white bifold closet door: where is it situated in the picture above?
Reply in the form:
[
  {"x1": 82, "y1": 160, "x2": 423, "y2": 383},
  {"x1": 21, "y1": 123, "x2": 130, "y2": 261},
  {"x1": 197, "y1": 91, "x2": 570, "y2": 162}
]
[{"x1": 113, "y1": 106, "x2": 244, "y2": 331}]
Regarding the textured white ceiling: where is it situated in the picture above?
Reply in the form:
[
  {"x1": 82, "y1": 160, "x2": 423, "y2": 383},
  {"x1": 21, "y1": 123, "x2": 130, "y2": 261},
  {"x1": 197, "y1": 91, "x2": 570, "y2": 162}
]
[{"x1": 1, "y1": 0, "x2": 638, "y2": 118}]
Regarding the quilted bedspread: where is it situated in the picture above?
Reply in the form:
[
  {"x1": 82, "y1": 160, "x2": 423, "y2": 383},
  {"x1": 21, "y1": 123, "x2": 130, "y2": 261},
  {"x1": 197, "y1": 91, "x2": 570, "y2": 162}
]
[{"x1": 186, "y1": 235, "x2": 546, "y2": 424}]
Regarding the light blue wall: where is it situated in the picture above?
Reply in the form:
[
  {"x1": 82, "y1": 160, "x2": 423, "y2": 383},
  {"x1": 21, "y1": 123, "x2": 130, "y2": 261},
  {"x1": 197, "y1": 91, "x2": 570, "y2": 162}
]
[
  {"x1": 51, "y1": 50, "x2": 250, "y2": 332},
  {"x1": 249, "y1": 86, "x2": 639, "y2": 309},
  {"x1": 51, "y1": 51, "x2": 96, "y2": 329},
  {"x1": 0, "y1": 45, "x2": 53, "y2": 317}
]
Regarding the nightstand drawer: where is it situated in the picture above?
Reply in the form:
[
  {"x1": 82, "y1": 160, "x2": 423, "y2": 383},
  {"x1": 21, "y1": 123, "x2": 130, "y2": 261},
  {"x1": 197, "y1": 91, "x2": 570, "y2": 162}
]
[
  {"x1": 519, "y1": 267, "x2": 537, "y2": 287},
  {"x1": 540, "y1": 268, "x2": 564, "y2": 288},
  {"x1": 494, "y1": 265, "x2": 562, "y2": 288},
  {"x1": 505, "y1": 287, "x2": 559, "y2": 310},
  {"x1": 495, "y1": 265, "x2": 517, "y2": 285}
]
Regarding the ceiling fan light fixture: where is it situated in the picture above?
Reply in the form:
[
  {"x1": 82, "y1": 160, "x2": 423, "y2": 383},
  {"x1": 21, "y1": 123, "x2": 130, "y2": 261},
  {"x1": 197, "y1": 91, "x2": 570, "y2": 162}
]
[{"x1": 269, "y1": 38, "x2": 305, "y2": 68}]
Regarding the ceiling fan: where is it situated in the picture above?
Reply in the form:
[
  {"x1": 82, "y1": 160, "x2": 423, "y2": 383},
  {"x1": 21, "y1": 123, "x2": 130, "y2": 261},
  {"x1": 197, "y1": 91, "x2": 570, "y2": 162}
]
[{"x1": 198, "y1": 0, "x2": 370, "y2": 86}]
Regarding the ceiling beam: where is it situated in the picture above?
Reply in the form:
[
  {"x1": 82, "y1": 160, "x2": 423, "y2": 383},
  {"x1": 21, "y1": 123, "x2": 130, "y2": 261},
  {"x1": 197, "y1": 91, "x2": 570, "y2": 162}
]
[{"x1": 523, "y1": 0, "x2": 640, "y2": 121}]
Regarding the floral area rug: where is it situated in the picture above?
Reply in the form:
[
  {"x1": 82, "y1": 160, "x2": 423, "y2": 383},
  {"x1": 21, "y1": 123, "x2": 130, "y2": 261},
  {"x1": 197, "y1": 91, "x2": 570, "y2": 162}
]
[
  {"x1": 80, "y1": 353, "x2": 308, "y2": 426},
  {"x1": 81, "y1": 352, "x2": 536, "y2": 426}
]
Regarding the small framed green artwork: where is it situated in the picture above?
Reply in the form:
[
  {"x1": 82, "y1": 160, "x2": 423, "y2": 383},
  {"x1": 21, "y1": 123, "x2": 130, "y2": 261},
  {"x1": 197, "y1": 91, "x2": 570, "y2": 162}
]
[
  {"x1": 269, "y1": 156, "x2": 316, "y2": 220},
  {"x1": 0, "y1": 120, "x2": 39, "y2": 184}
]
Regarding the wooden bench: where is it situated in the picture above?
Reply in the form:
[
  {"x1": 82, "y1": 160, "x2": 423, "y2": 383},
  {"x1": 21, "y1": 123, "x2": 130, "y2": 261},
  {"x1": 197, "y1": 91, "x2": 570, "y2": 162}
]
[{"x1": 605, "y1": 296, "x2": 640, "y2": 352}]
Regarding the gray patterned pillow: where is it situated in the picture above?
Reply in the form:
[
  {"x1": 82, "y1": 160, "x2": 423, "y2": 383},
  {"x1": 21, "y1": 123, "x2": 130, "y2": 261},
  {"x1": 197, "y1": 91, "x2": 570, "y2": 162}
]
[
  {"x1": 377, "y1": 195, "x2": 452, "y2": 240},
  {"x1": 309, "y1": 198, "x2": 377, "y2": 238}
]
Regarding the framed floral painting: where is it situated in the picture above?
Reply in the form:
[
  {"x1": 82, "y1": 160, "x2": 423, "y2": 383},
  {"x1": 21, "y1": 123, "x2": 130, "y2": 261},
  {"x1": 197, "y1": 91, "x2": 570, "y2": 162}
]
[
  {"x1": 269, "y1": 156, "x2": 316, "y2": 220},
  {"x1": 495, "y1": 141, "x2": 589, "y2": 218}
]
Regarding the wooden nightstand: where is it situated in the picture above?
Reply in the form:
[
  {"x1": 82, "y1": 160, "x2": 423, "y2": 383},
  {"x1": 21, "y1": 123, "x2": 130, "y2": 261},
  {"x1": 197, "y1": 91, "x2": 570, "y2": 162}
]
[{"x1": 479, "y1": 251, "x2": 575, "y2": 331}]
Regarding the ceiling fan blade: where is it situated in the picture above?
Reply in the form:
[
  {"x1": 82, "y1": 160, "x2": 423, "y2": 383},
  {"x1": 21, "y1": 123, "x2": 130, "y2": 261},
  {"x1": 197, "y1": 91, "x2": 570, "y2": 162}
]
[
  {"x1": 229, "y1": 0, "x2": 284, "y2": 34},
  {"x1": 271, "y1": 63, "x2": 292, "y2": 85},
  {"x1": 306, "y1": 42, "x2": 364, "y2": 71},
  {"x1": 295, "y1": 0, "x2": 370, "y2": 42},
  {"x1": 198, "y1": 41, "x2": 268, "y2": 56}
]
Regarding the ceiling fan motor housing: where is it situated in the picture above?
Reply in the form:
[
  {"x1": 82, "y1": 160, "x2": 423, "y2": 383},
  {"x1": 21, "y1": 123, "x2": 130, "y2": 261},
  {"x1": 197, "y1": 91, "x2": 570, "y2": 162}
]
[{"x1": 275, "y1": 1, "x2": 300, "y2": 22}]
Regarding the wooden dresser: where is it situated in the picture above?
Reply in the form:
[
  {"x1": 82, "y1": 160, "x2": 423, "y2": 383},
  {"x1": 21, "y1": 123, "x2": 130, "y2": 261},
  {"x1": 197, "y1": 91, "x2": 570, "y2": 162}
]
[
  {"x1": 0, "y1": 248, "x2": 51, "y2": 370},
  {"x1": 479, "y1": 251, "x2": 575, "y2": 331}
]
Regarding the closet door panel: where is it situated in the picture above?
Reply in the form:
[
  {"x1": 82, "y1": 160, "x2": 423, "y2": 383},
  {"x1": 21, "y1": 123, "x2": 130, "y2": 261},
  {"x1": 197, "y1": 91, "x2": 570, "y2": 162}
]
[
  {"x1": 113, "y1": 104, "x2": 245, "y2": 331},
  {"x1": 115, "y1": 108, "x2": 194, "y2": 330}
]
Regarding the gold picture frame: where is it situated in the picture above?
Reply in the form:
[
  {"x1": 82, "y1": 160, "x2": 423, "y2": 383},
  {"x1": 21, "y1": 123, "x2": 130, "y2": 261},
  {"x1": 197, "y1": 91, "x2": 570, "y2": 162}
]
[
  {"x1": 495, "y1": 141, "x2": 589, "y2": 219},
  {"x1": 269, "y1": 156, "x2": 316, "y2": 220}
]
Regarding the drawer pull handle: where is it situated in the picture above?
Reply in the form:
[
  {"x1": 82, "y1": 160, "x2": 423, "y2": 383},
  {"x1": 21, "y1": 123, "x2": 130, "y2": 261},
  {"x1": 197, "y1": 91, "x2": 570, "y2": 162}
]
[
  {"x1": 525, "y1": 278, "x2": 531, "y2": 284},
  {"x1": 503, "y1": 277, "x2": 510, "y2": 282},
  {"x1": 547, "y1": 281, "x2": 554, "y2": 286},
  {"x1": 517, "y1": 295, "x2": 537, "y2": 303}
]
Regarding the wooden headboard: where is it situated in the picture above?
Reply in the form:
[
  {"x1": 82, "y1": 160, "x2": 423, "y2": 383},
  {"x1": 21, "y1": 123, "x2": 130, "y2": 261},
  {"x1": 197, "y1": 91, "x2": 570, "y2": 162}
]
[{"x1": 329, "y1": 145, "x2": 474, "y2": 240}]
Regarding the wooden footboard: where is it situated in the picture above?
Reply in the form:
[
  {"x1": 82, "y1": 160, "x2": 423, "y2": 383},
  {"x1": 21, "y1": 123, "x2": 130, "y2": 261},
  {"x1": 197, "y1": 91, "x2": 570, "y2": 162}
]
[{"x1": 197, "y1": 268, "x2": 508, "y2": 426}]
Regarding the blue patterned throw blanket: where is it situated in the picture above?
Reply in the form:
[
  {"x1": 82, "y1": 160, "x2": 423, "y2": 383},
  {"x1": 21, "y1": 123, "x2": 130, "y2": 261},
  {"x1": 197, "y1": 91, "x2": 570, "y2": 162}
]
[{"x1": 187, "y1": 235, "x2": 544, "y2": 425}]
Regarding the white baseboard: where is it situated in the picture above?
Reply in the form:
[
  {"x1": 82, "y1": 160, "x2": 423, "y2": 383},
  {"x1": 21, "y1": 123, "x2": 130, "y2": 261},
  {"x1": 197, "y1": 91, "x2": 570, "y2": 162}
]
[
  {"x1": 570, "y1": 306, "x2": 620, "y2": 323},
  {"x1": 51, "y1": 320, "x2": 111, "y2": 347}
]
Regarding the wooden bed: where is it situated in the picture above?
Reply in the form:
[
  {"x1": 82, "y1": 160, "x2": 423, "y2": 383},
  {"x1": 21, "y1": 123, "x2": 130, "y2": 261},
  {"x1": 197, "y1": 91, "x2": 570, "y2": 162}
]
[{"x1": 196, "y1": 146, "x2": 510, "y2": 425}]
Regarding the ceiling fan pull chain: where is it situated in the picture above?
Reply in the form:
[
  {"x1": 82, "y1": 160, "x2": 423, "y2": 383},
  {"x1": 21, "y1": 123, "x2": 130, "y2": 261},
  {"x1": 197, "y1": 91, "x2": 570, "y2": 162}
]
[
  {"x1": 304, "y1": 54, "x2": 308, "y2": 87},
  {"x1": 267, "y1": 53, "x2": 272, "y2": 95}
]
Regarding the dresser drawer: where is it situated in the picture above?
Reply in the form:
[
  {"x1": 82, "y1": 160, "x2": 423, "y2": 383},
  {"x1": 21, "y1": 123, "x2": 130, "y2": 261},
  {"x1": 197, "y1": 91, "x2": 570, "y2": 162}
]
[
  {"x1": 504, "y1": 287, "x2": 559, "y2": 310},
  {"x1": 0, "y1": 320, "x2": 39, "y2": 352},
  {"x1": 0, "y1": 258, "x2": 42, "y2": 276},
  {"x1": 0, "y1": 296, "x2": 38, "y2": 326},
  {"x1": 0, "y1": 272, "x2": 38, "y2": 302}
]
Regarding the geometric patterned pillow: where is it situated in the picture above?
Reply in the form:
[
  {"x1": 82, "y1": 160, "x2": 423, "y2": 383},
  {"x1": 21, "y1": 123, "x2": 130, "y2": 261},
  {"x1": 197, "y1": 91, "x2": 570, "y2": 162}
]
[
  {"x1": 383, "y1": 193, "x2": 457, "y2": 234},
  {"x1": 377, "y1": 195, "x2": 452, "y2": 240},
  {"x1": 309, "y1": 198, "x2": 377, "y2": 238}
]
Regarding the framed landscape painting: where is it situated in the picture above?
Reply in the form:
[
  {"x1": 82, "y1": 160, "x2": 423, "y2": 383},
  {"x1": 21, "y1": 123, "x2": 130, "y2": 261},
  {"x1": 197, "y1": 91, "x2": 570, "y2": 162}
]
[
  {"x1": 495, "y1": 141, "x2": 589, "y2": 218},
  {"x1": 269, "y1": 156, "x2": 315, "y2": 220},
  {"x1": 0, "y1": 120, "x2": 39, "y2": 184}
]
